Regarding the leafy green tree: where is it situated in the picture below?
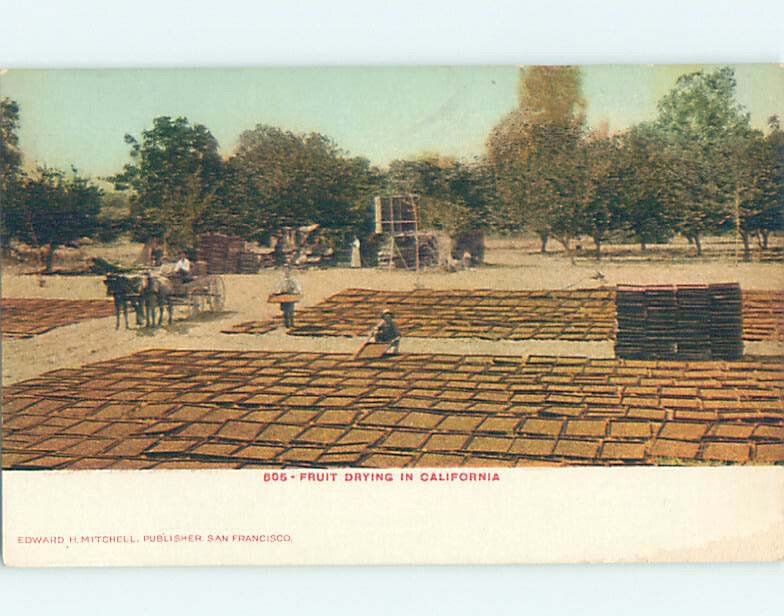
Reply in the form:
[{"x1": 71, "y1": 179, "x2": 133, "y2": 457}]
[
  {"x1": 386, "y1": 155, "x2": 497, "y2": 237},
  {"x1": 213, "y1": 125, "x2": 380, "y2": 240},
  {"x1": 487, "y1": 66, "x2": 587, "y2": 254},
  {"x1": 615, "y1": 124, "x2": 675, "y2": 251},
  {"x1": 0, "y1": 98, "x2": 21, "y2": 182},
  {"x1": 579, "y1": 132, "x2": 625, "y2": 259},
  {"x1": 113, "y1": 116, "x2": 222, "y2": 250},
  {"x1": 15, "y1": 167, "x2": 102, "y2": 271},
  {"x1": 96, "y1": 192, "x2": 132, "y2": 243},
  {"x1": 1, "y1": 98, "x2": 23, "y2": 250},
  {"x1": 735, "y1": 118, "x2": 784, "y2": 259},
  {"x1": 654, "y1": 67, "x2": 753, "y2": 255}
]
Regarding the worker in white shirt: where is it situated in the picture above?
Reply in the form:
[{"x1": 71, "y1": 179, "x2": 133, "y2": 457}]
[
  {"x1": 174, "y1": 251, "x2": 193, "y2": 283},
  {"x1": 274, "y1": 266, "x2": 303, "y2": 328}
]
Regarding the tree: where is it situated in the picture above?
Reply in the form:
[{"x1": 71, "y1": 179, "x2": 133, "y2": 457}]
[
  {"x1": 386, "y1": 155, "x2": 497, "y2": 236},
  {"x1": 654, "y1": 67, "x2": 753, "y2": 256},
  {"x1": 487, "y1": 66, "x2": 587, "y2": 254},
  {"x1": 113, "y1": 116, "x2": 222, "y2": 250},
  {"x1": 517, "y1": 65, "x2": 587, "y2": 125},
  {"x1": 614, "y1": 124, "x2": 675, "y2": 251},
  {"x1": 15, "y1": 167, "x2": 102, "y2": 271},
  {"x1": 735, "y1": 119, "x2": 784, "y2": 259},
  {"x1": 1, "y1": 98, "x2": 23, "y2": 250},
  {"x1": 579, "y1": 132, "x2": 625, "y2": 259},
  {"x1": 214, "y1": 125, "x2": 380, "y2": 240},
  {"x1": 0, "y1": 98, "x2": 21, "y2": 182},
  {"x1": 96, "y1": 192, "x2": 132, "y2": 243}
]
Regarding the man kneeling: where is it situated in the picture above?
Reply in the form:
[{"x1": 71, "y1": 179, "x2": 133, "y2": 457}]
[{"x1": 372, "y1": 309, "x2": 401, "y2": 355}]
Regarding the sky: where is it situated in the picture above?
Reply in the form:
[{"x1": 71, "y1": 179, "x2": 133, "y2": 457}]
[{"x1": 1, "y1": 64, "x2": 782, "y2": 180}]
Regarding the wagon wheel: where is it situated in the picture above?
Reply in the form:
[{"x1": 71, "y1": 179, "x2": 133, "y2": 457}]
[
  {"x1": 208, "y1": 275, "x2": 226, "y2": 312},
  {"x1": 187, "y1": 287, "x2": 204, "y2": 318}
]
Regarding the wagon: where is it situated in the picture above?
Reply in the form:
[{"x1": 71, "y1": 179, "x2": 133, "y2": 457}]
[{"x1": 167, "y1": 273, "x2": 226, "y2": 317}]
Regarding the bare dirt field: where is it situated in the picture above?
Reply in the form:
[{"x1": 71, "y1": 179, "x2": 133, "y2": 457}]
[{"x1": 2, "y1": 237, "x2": 783, "y2": 385}]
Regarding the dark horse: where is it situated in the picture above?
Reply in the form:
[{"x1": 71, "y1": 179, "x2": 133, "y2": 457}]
[
  {"x1": 141, "y1": 271, "x2": 174, "y2": 328},
  {"x1": 103, "y1": 273, "x2": 144, "y2": 329}
]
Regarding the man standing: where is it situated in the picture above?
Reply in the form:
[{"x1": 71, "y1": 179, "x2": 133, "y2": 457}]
[
  {"x1": 273, "y1": 266, "x2": 302, "y2": 328},
  {"x1": 372, "y1": 309, "x2": 401, "y2": 354}
]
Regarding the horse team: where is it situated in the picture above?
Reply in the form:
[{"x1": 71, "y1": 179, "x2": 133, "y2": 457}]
[{"x1": 103, "y1": 272, "x2": 174, "y2": 330}]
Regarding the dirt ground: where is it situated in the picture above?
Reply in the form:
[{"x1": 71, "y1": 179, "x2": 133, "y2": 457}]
[{"x1": 2, "y1": 237, "x2": 783, "y2": 385}]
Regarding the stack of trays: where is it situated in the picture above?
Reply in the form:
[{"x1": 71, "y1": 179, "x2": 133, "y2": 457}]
[
  {"x1": 615, "y1": 285, "x2": 648, "y2": 359},
  {"x1": 197, "y1": 233, "x2": 230, "y2": 274},
  {"x1": 615, "y1": 283, "x2": 744, "y2": 360},
  {"x1": 238, "y1": 251, "x2": 261, "y2": 274},
  {"x1": 197, "y1": 233, "x2": 246, "y2": 274},
  {"x1": 675, "y1": 285, "x2": 712, "y2": 360},
  {"x1": 225, "y1": 236, "x2": 244, "y2": 273},
  {"x1": 644, "y1": 285, "x2": 678, "y2": 359},
  {"x1": 708, "y1": 283, "x2": 744, "y2": 360}
]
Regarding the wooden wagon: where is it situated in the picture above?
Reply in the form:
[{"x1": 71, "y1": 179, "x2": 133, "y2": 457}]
[{"x1": 168, "y1": 273, "x2": 226, "y2": 317}]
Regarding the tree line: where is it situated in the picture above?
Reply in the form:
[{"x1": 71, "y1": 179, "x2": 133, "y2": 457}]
[
  {"x1": 488, "y1": 66, "x2": 783, "y2": 259},
  {"x1": 1, "y1": 66, "x2": 782, "y2": 269}
]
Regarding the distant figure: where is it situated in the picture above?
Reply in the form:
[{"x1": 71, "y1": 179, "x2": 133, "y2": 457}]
[
  {"x1": 151, "y1": 240, "x2": 163, "y2": 267},
  {"x1": 372, "y1": 309, "x2": 401, "y2": 354},
  {"x1": 461, "y1": 250, "x2": 472, "y2": 270},
  {"x1": 174, "y1": 251, "x2": 193, "y2": 283},
  {"x1": 274, "y1": 266, "x2": 303, "y2": 328},
  {"x1": 274, "y1": 231, "x2": 290, "y2": 266},
  {"x1": 351, "y1": 237, "x2": 362, "y2": 268},
  {"x1": 592, "y1": 271, "x2": 606, "y2": 281}
]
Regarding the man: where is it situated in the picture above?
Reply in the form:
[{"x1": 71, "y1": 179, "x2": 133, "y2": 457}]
[
  {"x1": 150, "y1": 239, "x2": 163, "y2": 267},
  {"x1": 273, "y1": 266, "x2": 302, "y2": 328},
  {"x1": 372, "y1": 309, "x2": 401, "y2": 354},
  {"x1": 174, "y1": 251, "x2": 193, "y2": 283}
]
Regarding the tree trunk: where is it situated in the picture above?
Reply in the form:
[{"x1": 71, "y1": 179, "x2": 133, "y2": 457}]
[
  {"x1": 538, "y1": 231, "x2": 549, "y2": 254},
  {"x1": 694, "y1": 233, "x2": 702, "y2": 257},
  {"x1": 555, "y1": 235, "x2": 574, "y2": 264},
  {"x1": 1, "y1": 236, "x2": 10, "y2": 259},
  {"x1": 593, "y1": 236, "x2": 602, "y2": 261},
  {"x1": 44, "y1": 244, "x2": 56, "y2": 273},
  {"x1": 741, "y1": 231, "x2": 751, "y2": 262},
  {"x1": 762, "y1": 229, "x2": 770, "y2": 250}
]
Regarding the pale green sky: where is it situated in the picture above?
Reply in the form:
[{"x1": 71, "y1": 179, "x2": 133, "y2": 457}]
[{"x1": 1, "y1": 65, "x2": 781, "y2": 179}]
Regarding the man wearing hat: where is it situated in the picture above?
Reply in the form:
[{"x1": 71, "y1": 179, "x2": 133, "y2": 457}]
[
  {"x1": 371, "y1": 309, "x2": 401, "y2": 354},
  {"x1": 272, "y1": 265, "x2": 303, "y2": 328}
]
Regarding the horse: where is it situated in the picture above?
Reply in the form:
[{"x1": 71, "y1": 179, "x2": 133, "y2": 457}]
[
  {"x1": 103, "y1": 273, "x2": 144, "y2": 329},
  {"x1": 141, "y1": 271, "x2": 174, "y2": 328}
]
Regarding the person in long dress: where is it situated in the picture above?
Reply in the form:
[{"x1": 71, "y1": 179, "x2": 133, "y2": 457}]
[{"x1": 350, "y1": 237, "x2": 362, "y2": 268}]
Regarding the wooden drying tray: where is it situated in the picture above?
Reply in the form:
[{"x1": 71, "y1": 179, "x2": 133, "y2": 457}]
[{"x1": 267, "y1": 293, "x2": 302, "y2": 304}]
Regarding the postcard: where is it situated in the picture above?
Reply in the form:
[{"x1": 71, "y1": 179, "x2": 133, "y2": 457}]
[{"x1": 1, "y1": 65, "x2": 782, "y2": 566}]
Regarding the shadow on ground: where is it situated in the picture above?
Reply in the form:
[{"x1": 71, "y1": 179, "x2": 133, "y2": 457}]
[{"x1": 134, "y1": 310, "x2": 237, "y2": 336}]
